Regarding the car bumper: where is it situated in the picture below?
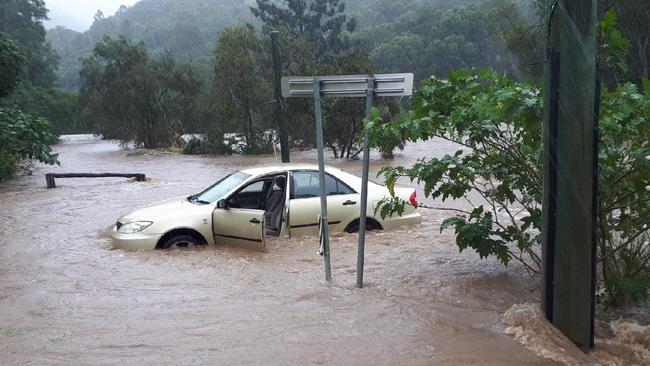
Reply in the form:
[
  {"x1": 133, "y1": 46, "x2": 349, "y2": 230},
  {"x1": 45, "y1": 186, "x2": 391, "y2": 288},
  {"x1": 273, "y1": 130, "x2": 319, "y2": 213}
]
[
  {"x1": 110, "y1": 227, "x2": 161, "y2": 250},
  {"x1": 380, "y1": 211, "x2": 422, "y2": 230}
]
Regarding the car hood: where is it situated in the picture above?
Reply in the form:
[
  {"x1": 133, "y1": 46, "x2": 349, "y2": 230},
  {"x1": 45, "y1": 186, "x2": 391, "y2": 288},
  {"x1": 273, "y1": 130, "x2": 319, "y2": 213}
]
[{"x1": 118, "y1": 196, "x2": 206, "y2": 223}]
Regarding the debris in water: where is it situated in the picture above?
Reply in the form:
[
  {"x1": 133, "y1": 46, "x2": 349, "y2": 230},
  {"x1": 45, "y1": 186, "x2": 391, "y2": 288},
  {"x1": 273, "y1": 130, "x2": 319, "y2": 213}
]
[
  {"x1": 504, "y1": 303, "x2": 649, "y2": 366},
  {"x1": 609, "y1": 320, "x2": 650, "y2": 363}
]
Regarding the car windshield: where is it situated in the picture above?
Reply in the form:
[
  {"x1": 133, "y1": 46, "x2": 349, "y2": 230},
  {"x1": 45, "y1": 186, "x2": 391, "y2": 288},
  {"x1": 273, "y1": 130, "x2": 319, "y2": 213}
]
[{"x1": 192, "y1": 172, "x2": 251, "y2": 203}]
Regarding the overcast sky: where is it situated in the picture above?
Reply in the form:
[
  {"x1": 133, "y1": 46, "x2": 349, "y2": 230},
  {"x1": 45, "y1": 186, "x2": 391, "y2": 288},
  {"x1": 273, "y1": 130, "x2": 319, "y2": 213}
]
[{"x1": 44, "y1": 0, "x2": 141, "y2": 32}]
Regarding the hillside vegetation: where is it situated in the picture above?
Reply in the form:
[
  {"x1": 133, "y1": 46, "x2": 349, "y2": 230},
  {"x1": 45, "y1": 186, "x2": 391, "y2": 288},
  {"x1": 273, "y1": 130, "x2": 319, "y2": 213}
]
[
  {"x1": 47, "y1": 0, "x2": 256, "y2": 90},
  {"x1": 48, "y1": 0, "x2": 518, "y2": 90}
]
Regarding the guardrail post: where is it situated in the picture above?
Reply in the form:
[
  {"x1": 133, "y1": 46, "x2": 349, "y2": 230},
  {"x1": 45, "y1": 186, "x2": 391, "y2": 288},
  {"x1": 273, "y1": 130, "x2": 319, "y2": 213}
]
[{"x1": 46, "y1": 174, "x2": 56, "y2": 189}]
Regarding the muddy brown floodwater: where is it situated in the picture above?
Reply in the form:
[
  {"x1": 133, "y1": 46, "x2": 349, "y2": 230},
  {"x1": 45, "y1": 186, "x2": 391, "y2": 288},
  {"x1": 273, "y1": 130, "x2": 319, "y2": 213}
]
[{"x1": 0, "y1": 136, "x2": 646, "y2": 365}]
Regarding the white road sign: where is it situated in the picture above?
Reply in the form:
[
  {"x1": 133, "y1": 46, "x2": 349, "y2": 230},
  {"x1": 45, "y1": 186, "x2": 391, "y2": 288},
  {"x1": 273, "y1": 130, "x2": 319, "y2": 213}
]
[{"x1": 281, "y1": 73, "x2": 414, "y2": 98}]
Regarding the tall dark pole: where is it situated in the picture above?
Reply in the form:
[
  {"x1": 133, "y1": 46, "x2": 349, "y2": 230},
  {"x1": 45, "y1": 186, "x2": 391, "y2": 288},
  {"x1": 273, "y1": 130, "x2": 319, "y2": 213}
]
[
  {"x1": 270, "y1": 31, "x2": 290, "y2": 163},
  {"x1": 313, "y1": 79, "x2": 332, "y2": 281},
  {"x1": 542, "y1": 0, "x2": 598, "y2": 352},
  {"x1": 356, "y1": 77, "x2": 374, "y2": 288}
]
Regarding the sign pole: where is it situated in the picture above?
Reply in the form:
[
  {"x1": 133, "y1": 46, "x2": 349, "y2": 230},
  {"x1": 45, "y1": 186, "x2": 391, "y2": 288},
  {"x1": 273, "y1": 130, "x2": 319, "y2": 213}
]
[
  {"x1": 356, "y1": 77, "x2": 375, "y2": 288},
  {"x1": 282, "y1": 73, "x2": 412, "y2": 284},
  {"x1": 313, "y1": 78, "x2": 332, "y2": 281}
]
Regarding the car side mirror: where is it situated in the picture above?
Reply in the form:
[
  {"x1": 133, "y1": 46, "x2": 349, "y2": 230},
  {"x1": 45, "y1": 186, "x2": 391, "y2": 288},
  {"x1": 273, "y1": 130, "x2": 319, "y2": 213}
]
[{"x1": 217, "y1": 199, "x2": 228, "y2": 209}]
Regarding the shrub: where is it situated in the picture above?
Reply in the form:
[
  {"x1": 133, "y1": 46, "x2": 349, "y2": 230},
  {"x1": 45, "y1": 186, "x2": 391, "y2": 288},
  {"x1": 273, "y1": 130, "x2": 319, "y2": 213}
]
[
  {"x1": 368, "y1": 70, "x2": 544, "y2": 273},
  {"x1": 182, "y1": 136, "x2": 232, "y2": 155},
  {"x1": 366, "y1": 69, "x2": 650, "y2": 304},
  {"x1": 605, "y1": 233, "x2": 650, "y2": 306},
  {"x1": 79, "y1": 36, "x2": 202, "y2": 148},
  {"x1": 0, "y1": 107, "x2": 59, "y2": 182},
  {"x1": 2, "y1": 83, "x2": 81, "y2": 135},
  {"x1": 0, "y1": 32, "x2": 24, "y2": 99}
]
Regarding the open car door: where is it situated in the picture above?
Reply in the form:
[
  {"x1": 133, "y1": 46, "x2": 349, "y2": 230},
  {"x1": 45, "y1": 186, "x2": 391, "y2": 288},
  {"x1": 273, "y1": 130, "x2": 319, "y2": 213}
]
[
  {"x1": 212, "y1": 178, "x2": 266, "y2": 248},
  {"x1": 212, "y1": 208, "x2": 265, "y2": 248},
  {"x1": 263, "y1": 175, "x2": 288, "y2": 237}
]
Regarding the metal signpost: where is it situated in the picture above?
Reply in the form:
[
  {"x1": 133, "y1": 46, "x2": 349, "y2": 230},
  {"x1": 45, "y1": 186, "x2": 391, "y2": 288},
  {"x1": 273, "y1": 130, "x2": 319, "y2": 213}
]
[{"x1": 282, "y1": 74, "x2": 413, "y2": 284}]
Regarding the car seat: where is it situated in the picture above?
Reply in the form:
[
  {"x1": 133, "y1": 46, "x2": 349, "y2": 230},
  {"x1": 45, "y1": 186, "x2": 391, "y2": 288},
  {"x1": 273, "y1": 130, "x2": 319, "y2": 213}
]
[{"x1": 264, "y1": 176, "x2": 286, "y2": 236}]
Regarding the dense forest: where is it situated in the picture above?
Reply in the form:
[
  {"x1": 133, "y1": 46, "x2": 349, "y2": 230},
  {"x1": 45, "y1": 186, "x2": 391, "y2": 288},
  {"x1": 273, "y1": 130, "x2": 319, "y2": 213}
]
[
  {"x1": 2, "y1": 0, "x2": 647, "y2": 157},
  {"x1": 2, "y1": 0, "x2": 647, "y2": 155},
  {"x1": 40, "y1": 0, "x2": 539, "y2": 152},
  {"x1": 46, "y1": 0, "x2": 521, "y2": 90},
  {"x1": 47, "y1": 0, "x2": 257, "y2": 90},
  {"x1": 46, "y1": 0, "x2": 540, "y2": 90}
]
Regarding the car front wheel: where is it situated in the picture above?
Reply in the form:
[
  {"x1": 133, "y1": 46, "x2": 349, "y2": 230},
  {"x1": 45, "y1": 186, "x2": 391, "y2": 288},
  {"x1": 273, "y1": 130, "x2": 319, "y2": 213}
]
[{"x1": 161, "y1": 234, "x2": 199, "y2": 249}]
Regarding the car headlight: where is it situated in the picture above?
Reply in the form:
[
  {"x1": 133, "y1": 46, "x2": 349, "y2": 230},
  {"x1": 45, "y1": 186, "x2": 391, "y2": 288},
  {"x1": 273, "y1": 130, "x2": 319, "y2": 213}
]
[{"x1": 117, "y1": 221, "x2": 153, "y2": 234}]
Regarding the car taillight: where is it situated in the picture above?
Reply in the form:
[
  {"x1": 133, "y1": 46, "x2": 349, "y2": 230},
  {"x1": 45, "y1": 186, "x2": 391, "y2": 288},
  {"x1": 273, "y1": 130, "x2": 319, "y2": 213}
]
[{"x1": 409, "y1": 191, "x2": 418, "y2": 208}]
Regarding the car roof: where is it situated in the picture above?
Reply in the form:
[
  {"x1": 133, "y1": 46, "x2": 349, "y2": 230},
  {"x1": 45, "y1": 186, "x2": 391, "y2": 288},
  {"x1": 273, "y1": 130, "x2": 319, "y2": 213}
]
[{"x1": 239, "y1": 163, "x2": 345, "y2": 177}]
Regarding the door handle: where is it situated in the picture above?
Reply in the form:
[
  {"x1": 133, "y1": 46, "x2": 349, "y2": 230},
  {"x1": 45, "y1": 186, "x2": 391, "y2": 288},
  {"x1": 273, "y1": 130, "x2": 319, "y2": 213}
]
[
  {"x1": 342, "y1": 200, "x2": 357, "y2": 206},
  {"x1": 249, "y1": 218, "x2": 261, "y2": 224}
]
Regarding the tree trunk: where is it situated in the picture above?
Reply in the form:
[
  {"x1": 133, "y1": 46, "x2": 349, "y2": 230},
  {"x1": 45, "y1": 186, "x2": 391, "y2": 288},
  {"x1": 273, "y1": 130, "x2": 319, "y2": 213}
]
[
  {"x1": 328, "y1": 142, "x2": 339, "y2": 159},
  {"x1": 244, "y1": 100, "x2": 253, "y2": 149},
  {"x1": 638, "y1": 37, "x2": 649, "y2": 80}
]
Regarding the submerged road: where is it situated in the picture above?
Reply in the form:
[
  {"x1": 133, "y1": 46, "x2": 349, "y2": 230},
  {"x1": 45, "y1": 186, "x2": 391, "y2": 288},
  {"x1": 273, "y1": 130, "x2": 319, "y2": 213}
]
[{"x1": 0, "y1": 136, "x2": 559, "y2": 365}]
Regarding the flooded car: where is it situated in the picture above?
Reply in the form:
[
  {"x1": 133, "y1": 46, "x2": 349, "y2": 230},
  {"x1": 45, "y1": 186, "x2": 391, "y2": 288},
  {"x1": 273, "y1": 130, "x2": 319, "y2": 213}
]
[{"x1": 110, "y1": 163, "x2": 422, "y2": 250}]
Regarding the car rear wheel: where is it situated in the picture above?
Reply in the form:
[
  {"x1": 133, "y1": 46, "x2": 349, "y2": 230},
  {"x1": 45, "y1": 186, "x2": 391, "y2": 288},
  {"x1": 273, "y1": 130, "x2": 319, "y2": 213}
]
[
  {"x1": 161, "y1": 234, "x2": 199, "y2": 249},
  {"x1": 345, "y1": 219, "x2": 381, "y2": 233}
]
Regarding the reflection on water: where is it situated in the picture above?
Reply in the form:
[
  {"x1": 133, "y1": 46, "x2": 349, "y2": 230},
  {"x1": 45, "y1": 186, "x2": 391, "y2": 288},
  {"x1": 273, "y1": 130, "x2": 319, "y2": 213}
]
[{"x1": 0, "y1": 137, "x2": 645, "y2": 365}]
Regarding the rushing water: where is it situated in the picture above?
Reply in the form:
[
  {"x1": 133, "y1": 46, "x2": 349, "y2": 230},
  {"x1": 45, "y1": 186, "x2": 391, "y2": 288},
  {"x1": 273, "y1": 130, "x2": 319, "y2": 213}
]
[{"x1": 0, "y1": 136, "x2": 646, "y2": 365}]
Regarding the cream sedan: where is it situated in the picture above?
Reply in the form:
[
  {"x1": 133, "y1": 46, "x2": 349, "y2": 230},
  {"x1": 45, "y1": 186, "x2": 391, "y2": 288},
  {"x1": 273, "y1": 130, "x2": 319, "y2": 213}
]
[{"x1": 110, "y1": 164, "x2": 422, "y2": 250}]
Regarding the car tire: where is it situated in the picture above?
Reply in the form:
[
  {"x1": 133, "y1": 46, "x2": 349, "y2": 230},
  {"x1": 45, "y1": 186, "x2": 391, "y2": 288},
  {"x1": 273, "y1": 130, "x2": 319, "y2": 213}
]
[
  {"x1": 345, "y1": 220, "x2": 378, "y2": 233},
  {"x1": 161, "y1": 234, "x2": 199, "y2": 249}
]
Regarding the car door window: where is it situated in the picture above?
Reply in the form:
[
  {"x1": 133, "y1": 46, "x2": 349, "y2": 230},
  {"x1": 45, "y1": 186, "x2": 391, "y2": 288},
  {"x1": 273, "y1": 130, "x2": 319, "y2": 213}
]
[
  {"x1": 291, "y1": 171, "x2": 355, "y2": 199},
  {"x1": 331, "y1": 174, "x2": 354, "y2": 195},
  {"x1": 228, "y1": 180, "x2": 266, "y2": 209},
  {"x1": 292, "y1": 171, "x2": 318, "y2": 198}
]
